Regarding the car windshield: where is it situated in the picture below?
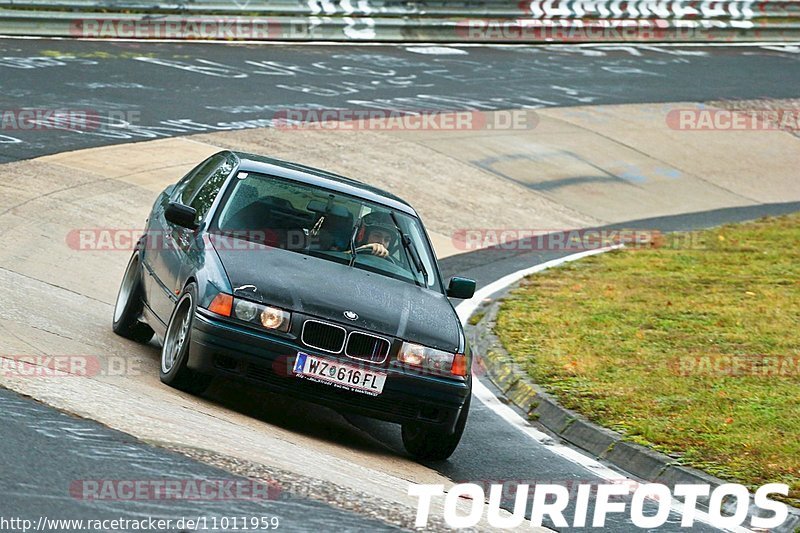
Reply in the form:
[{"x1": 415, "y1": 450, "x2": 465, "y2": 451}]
[{"x1": 211, "y1": 171, "x2": 441, "y2": 291}]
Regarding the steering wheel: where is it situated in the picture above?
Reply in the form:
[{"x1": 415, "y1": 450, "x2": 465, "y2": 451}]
[
  {"x1": 359, "y1": 250, "x2": 401, "y2": 270},
  {"x1": 386, "y1": 252, "x2": 404, "y2": 267}
]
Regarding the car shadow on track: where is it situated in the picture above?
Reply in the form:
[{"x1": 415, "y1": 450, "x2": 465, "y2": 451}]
[{"x1": 139, "y1": 340, "x2": 402, "y2": 457}]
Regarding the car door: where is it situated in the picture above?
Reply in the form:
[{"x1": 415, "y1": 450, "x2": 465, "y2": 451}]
[
  {"x1": 169, "y1": 155, "x2": 236, "y2": 297},
  {"x1": 142, "y1": 154, "x2": 228, "y2": 325}
]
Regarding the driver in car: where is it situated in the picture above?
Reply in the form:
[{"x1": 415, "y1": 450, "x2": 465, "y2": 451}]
[{"x1": 353, "y1": 212, "x2": 396, "y2": 259}]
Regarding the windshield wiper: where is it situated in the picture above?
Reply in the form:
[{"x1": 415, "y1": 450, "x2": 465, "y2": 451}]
[
  {"x1": 348, "y1": 224, "x2": 359, "y2": 267},
  {"x1": 389, "y1": 212, "x2": 429, "y2": 287}
]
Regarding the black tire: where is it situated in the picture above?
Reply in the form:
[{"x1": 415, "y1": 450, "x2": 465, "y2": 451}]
[
  {"x1": 159, "y1": 282, "x2": 212, "y2": 395},
  {"x1": 112, "y1": 252, "x2": 154, "y2": 343},
  {"x1": 402, "y1": 394, "x2": 471, "y2": 461}
]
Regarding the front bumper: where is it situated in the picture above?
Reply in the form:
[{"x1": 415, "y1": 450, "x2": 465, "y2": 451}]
[{"x1": 187, "y1": 312, "x2": 470, "y2": 432}]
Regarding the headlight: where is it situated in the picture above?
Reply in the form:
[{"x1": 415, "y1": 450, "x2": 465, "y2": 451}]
[
  {"x1": 398, "y1": 342, "x2": 467, "y2": 377},
  {"x1": 260, "y1": 307, "x2": 287, "y2": 330},
  {"x1": 234, "y1": 299, "x2": 259, "y2": 321},
  {"x1": 231, "y1": 297, "x2": 291, "y2": 332}
]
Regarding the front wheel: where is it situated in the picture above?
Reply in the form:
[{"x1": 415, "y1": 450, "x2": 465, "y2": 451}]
[
  {"x1": 112, "y1": 252, "x2": 154, "y2": 343},
  {"x1": 160, "y1": 283, "x2": 212, "y2": 395},
  {"x1": 402, "y1": 394, "x2": 471, "y2": 461}
]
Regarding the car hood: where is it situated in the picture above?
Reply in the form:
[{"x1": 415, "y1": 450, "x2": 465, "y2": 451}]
[{"x1": 212, "y1": 237, "x2": 461, "y2": 352}]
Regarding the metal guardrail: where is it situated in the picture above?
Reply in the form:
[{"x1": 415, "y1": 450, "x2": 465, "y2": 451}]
[
  {"x1": 0, "y1": 1, "x2": 527, "y2": 16},
  {"x1": 1, "y1": 1, "x2": 800, "y2": 42},
  {"x1": 3, "y1": 1, "x2": 800, "y2": 17}
]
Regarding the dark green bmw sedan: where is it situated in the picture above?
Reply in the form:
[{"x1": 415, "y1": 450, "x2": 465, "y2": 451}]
[{"x1": 112, "y1": 151, "x2": 476, "y2": 460}]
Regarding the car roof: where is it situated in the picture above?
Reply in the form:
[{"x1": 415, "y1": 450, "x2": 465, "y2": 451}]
[{"x1": 231, "y1": 151, "x2": 418, "y2": 217}]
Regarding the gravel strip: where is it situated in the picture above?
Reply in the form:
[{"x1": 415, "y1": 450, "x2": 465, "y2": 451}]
[{"x1": 709, "y1": 97, "x2": 800, "y2": 138}]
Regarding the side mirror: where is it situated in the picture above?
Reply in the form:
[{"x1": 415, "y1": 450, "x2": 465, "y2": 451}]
[
  {"x1": 447, "y1": 277, "x2": 476, "y2": 299},
  {"x1": 165, "y1": 202, "x2": 198, "y2": 229}
]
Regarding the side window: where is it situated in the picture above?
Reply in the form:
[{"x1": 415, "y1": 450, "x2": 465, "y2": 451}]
[
  {"x1": 189, "y1": 157, "x2": 235, "y2": 223},
  {"x1": 173, "y1": 161, "x2": 205, "y2": 197},
  {"x1": 180, "y1": 155, "x2": 224, "y2": 205}
]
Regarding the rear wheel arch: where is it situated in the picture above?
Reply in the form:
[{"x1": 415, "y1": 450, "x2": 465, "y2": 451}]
[{"x1": 112, "y1": 251, "x2": 155, "y2": 343}]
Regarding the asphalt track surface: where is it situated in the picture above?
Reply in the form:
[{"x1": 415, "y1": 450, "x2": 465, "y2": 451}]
[
  {"x1": 1, "y1": 39, "x2": 800, "y2": 163},
  {"x1": 0, "y1": 388, "x2": 400, "y2": 532},
  {"x1": 2, "y1": 38, "x2": 800, "y2": 531}
]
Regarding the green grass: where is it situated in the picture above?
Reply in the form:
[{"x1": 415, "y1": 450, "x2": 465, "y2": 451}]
[
  {"x1": 468, "y1": 310, "x2": 486, "y2": 326},
  {"x1": 494, "y1": 214, "x2": 800, "y2": 505}
]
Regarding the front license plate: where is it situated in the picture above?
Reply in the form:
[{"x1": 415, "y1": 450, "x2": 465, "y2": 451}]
[{"x1": 293, "y1": 352, "x2": 386, "y2": 396}]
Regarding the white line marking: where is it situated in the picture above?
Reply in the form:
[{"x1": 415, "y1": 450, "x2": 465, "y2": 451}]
[
  {"x1": 405, "y1": 46, "x2": 469, "y2": 55},
  {"x1": 455, "y1": 246, "x2": 751, "y2": 532}
]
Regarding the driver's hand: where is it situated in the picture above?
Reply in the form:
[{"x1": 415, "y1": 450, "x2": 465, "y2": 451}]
[{"x1": 356, "y1": 243, "x2": 389, "y2": 258}]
